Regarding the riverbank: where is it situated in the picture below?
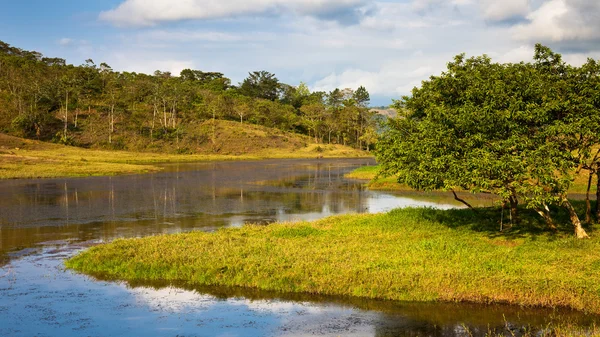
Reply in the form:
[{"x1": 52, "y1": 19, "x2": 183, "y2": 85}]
[
  {"x1": 346, "y1": 165, "x2": 598, "y2": 194},
  {"x1": 0, "y1": 133, "x2": 368, "y2": 179},
  {"x1": 67, "y1": 205, "x2": 600, "y2": 314}
]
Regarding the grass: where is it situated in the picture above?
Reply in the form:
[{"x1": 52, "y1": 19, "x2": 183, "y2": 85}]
[
  {"x1": 67, "y1": 205, "x2": 600, "y2": 315},
  {"x1": 0, "y1": 129, "x2": 368, "y2": 179},
  {"x1": 346, "y1": 165, "x2": 599, "y2": 194}
]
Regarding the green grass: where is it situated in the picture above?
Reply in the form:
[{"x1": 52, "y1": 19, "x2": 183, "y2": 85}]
[
  {"x1": 346, "y1": 165, "x2": 599, "y2": 194},
  {"x1": 0, "y1": 131, "x2": 369, "y2": 179},
  {"x1": 67, "y1": 205, "x2": 600, "y2": 314}
]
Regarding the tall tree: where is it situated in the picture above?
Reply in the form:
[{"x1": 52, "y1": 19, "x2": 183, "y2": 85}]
[{"x1": 239, "y1": 71, "x2": 280, "y2": 101}]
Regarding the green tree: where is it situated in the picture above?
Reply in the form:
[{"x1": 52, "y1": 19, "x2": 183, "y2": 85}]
[
  {"x1": 239, "y1": 71, "x2": 280, "y2": 101},
  {"x1": 376, "y1": 49, "x2": 591, "y2": 238}
]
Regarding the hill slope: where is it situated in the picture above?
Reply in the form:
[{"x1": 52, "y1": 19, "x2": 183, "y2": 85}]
[
  {"x1": 0, "y1": 123, "x2": 368, "y2": 179},
  {"x1": 71, "y1": 119, "x2": 361, "y2": 156}
]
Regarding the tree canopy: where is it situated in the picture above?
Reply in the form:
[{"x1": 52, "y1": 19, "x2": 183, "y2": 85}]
[{"x1": 376, "y1": 45, "x2": 600, "y2": 238}]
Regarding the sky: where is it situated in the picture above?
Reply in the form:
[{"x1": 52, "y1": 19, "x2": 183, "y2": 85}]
[{"x1": 1, "y1": 0, "x2": 599, "y2": 106}]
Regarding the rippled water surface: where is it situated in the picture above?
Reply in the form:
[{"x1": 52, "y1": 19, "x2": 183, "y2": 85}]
[{"x1": 0, "y1": 159, "x2": 595, "y2": 336}]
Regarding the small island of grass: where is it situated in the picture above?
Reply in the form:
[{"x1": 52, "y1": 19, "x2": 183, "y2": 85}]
[{"x1": 66, "y1": 206, "x2": 600, "y2": 314}]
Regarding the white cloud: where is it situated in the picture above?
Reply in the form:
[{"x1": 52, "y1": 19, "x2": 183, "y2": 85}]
[
  {"x1": 147, "y1": 30, "x2": 243, "y2": 42},
  {"x1": 141, "y1": 29, "x2": 277, "y2": 44},
  {"x1": 493, "y1": 45, "x2": 534, "y2": 63},
  {"x1": 100, "y1": 0, "x2": 368, "y2": 27},
  {"x1": 411, "y1": 0, "x2": 472, "y2": 13},
  {"x1": 312, "y1": 57, "x2": 449, "y2": 96},
  {"x1": 480, "y1": 0, "x2": 530, "y2": 22},
  {"x1": 360, "y1": 2, "x2": 467, "y2": 30},
  {"x1": 82, "y1": 0, "x2": 600, "y2": 106},
  {"x1": 58, "y1": 38, "x2": 73, "y2": 46},
  {"x1": 512, "y1": 0, "x2": 600, "y2": 48},
  {"x1": 109, "y1": 51, "x2": 196, "y2": 75}
]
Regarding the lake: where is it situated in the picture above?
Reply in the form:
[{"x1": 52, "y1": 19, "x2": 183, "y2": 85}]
[{"x1": 0, "y1": 159, "x2": 595, "y2": 336}]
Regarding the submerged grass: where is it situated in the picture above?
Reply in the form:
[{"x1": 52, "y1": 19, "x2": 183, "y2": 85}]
[{"x1": 67, "y1": 206, "x2": 600, "y2": 314}]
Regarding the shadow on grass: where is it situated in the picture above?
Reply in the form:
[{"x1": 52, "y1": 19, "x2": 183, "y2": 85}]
[{"x1": 417, "y1": 200, "x2": 597, "y2": 239}]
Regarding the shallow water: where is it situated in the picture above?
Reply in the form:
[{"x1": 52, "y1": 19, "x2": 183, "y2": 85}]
[{"x1": 0, "y1": 159, "x2": 595, "y2": 336}]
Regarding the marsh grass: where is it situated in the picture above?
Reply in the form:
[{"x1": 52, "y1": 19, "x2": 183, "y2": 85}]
[{"x1": 67, "y1": 204, "x2": 600, "y2": 314}]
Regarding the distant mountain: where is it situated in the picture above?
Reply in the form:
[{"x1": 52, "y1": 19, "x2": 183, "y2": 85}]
[{"x1": 369, "y1": 108, "x2": 397, "y2": 118}]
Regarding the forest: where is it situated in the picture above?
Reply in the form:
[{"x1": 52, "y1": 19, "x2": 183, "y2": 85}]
[{"x1": 0, "y1": 40, "x2": 377, "y2": 152}]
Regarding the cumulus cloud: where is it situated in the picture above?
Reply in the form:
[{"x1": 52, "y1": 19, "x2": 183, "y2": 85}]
[
  {"x1": 312, "y1": 56, "x2": 451, "y2": 97},
  {"x1": 360, "y1": 2, "x2": 467, "y2": 30},
  {"x1": 512, "y1": 0, "x2": 600, "y2": 50},
  {"x1": 480, "y1": 0, "x2": 530, "y2": 22},
  {"x1": 411, "y1": 0, "x2": 472, "y2": 13},
  {"x1": 144, "y1": 30, "x2": 260, "y2": 43},
  {"x1": 86, "y1": 0, "x2": 599, "y2": 105},
  {"x1": 109, "y1": 51, "x2": 196, "y2": 75},
  {"x1": 100, "y1": 0, "x2": 368, "y2": 27},
  {"x1": 493, "y1": 45, "x2": 534, "y2": 63}
]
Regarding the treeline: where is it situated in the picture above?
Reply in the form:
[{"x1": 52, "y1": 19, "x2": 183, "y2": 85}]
[
  {"x1": 0, "y1": 40, "x2": 377, "y2": 150},
  {"x1": 377, "y1": 44, "x2": 600, "y2": 238}
]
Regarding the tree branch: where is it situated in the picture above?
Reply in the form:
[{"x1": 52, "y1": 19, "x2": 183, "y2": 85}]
[{"x1": 451, "y1": 189, "x2": 475, "y2": 210}]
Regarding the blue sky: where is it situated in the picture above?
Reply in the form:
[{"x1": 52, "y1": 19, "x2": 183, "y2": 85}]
[{"x1": 2, "y1": 0, "x2": 599, "y2": 106}]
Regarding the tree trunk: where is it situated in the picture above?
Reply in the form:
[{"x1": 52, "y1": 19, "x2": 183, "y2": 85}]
[
  {"x1": 171, "y1": 103, "x2": 177, "y2": 129},
  {"x1": 596, "y1": 170, "x2": 600, "y2": 222},
  {"x1": 585, "y1": 171, "x2": 593, "y2": 224},
  {"x1": 562, "y1": 196, "x2": 589, "y2": 239},
  {"x1": 534, "y1": 204, "x2": 557, "y2": 231},
  {"x1": 451, "y1": 190, "x2": 474, "y2": 210},
  {"x1": 163, "y1": 101, "x2": 167, "y2": 129},
  {"x1": 64, "y1": 90, "x2": 68, "y2": 139},
  {"x1": 211, "y1": 107, "x2": 216, "y2": 145},
  {"x1": 151, "y1": 102, "x2": 157, "y2": 140},
  {"x1": 109, "y1": 104, "x2": 114, "y2": 144},
  {"x1": 509, "y1": 193, "x2": 519, "y2": 224}
]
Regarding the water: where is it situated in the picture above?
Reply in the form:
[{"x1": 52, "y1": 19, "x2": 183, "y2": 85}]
[{"x1": 0, "y1": 159, "x2": 595, "y2": 336}]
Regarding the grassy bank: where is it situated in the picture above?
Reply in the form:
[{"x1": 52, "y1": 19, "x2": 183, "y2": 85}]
[
  {"x1": 346, "y1": 165, "x2": 599, "y2": 194},
  {"x1": 0, "y1": 128, "x2": 368, "y2": 179},
  {"x1": 67, "y1": 206, "x2": 600, "y2": 314}
]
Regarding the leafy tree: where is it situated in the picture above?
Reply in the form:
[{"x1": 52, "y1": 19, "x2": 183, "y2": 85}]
[
  {"x1": 353, "y1": 86, "x2": 370, "y2": 107},
  {"x1": 239, "y1": 71, "x2": 280, "y2": 101},
  {"x1": 563, "y1": 58, "x2": 600, "y2": 223},
  {"x1": 376, "y1": 48, "x2": 593, "y2": 238}
]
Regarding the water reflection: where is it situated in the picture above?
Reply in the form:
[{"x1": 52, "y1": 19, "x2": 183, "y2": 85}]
[
  {"x1": 1, "y1": 248, "x2": 596, "y2": 337},
  {"x1": 127, "y1": 282, "x2": 599, "y2": 337},
  {"x1": 1, "y1": 159, "x2": 483, "y2": 263},
  {"x1": 0, "y1": 159, "x2": 595, "y2": 336}
]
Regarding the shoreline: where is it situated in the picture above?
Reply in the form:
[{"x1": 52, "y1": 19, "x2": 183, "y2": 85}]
[
  {"x1": 345, "y1": 165, "x2": 599, "y2": 195},
  {"x1": 66, "y1": 206, "x2": 600, "y2": 315},
  {"x1": 0, "y1": 136, "x2": 371, "y2": 180}
]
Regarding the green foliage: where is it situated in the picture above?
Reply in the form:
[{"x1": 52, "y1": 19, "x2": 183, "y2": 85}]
[
  {"x1": 0, "y1": 40, "x2": 374, "y2": 150},
  {"x1": 239, "y1": 70, "x2": 281, "y2": 101},
  {"x1": 376, "y1": 46, "x2": 600, "y2": 235}
]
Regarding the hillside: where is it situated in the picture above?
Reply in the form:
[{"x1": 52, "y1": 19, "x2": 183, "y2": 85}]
[
  {"x1": 71, "y1": 119, "x2": 360, "y2": 157},
  {"x1": 0, "y1": 40, "x2": 378, "y2": 154},
  {"x1": 0, "y1": 123, "x2": 368, "y2": 179}
]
